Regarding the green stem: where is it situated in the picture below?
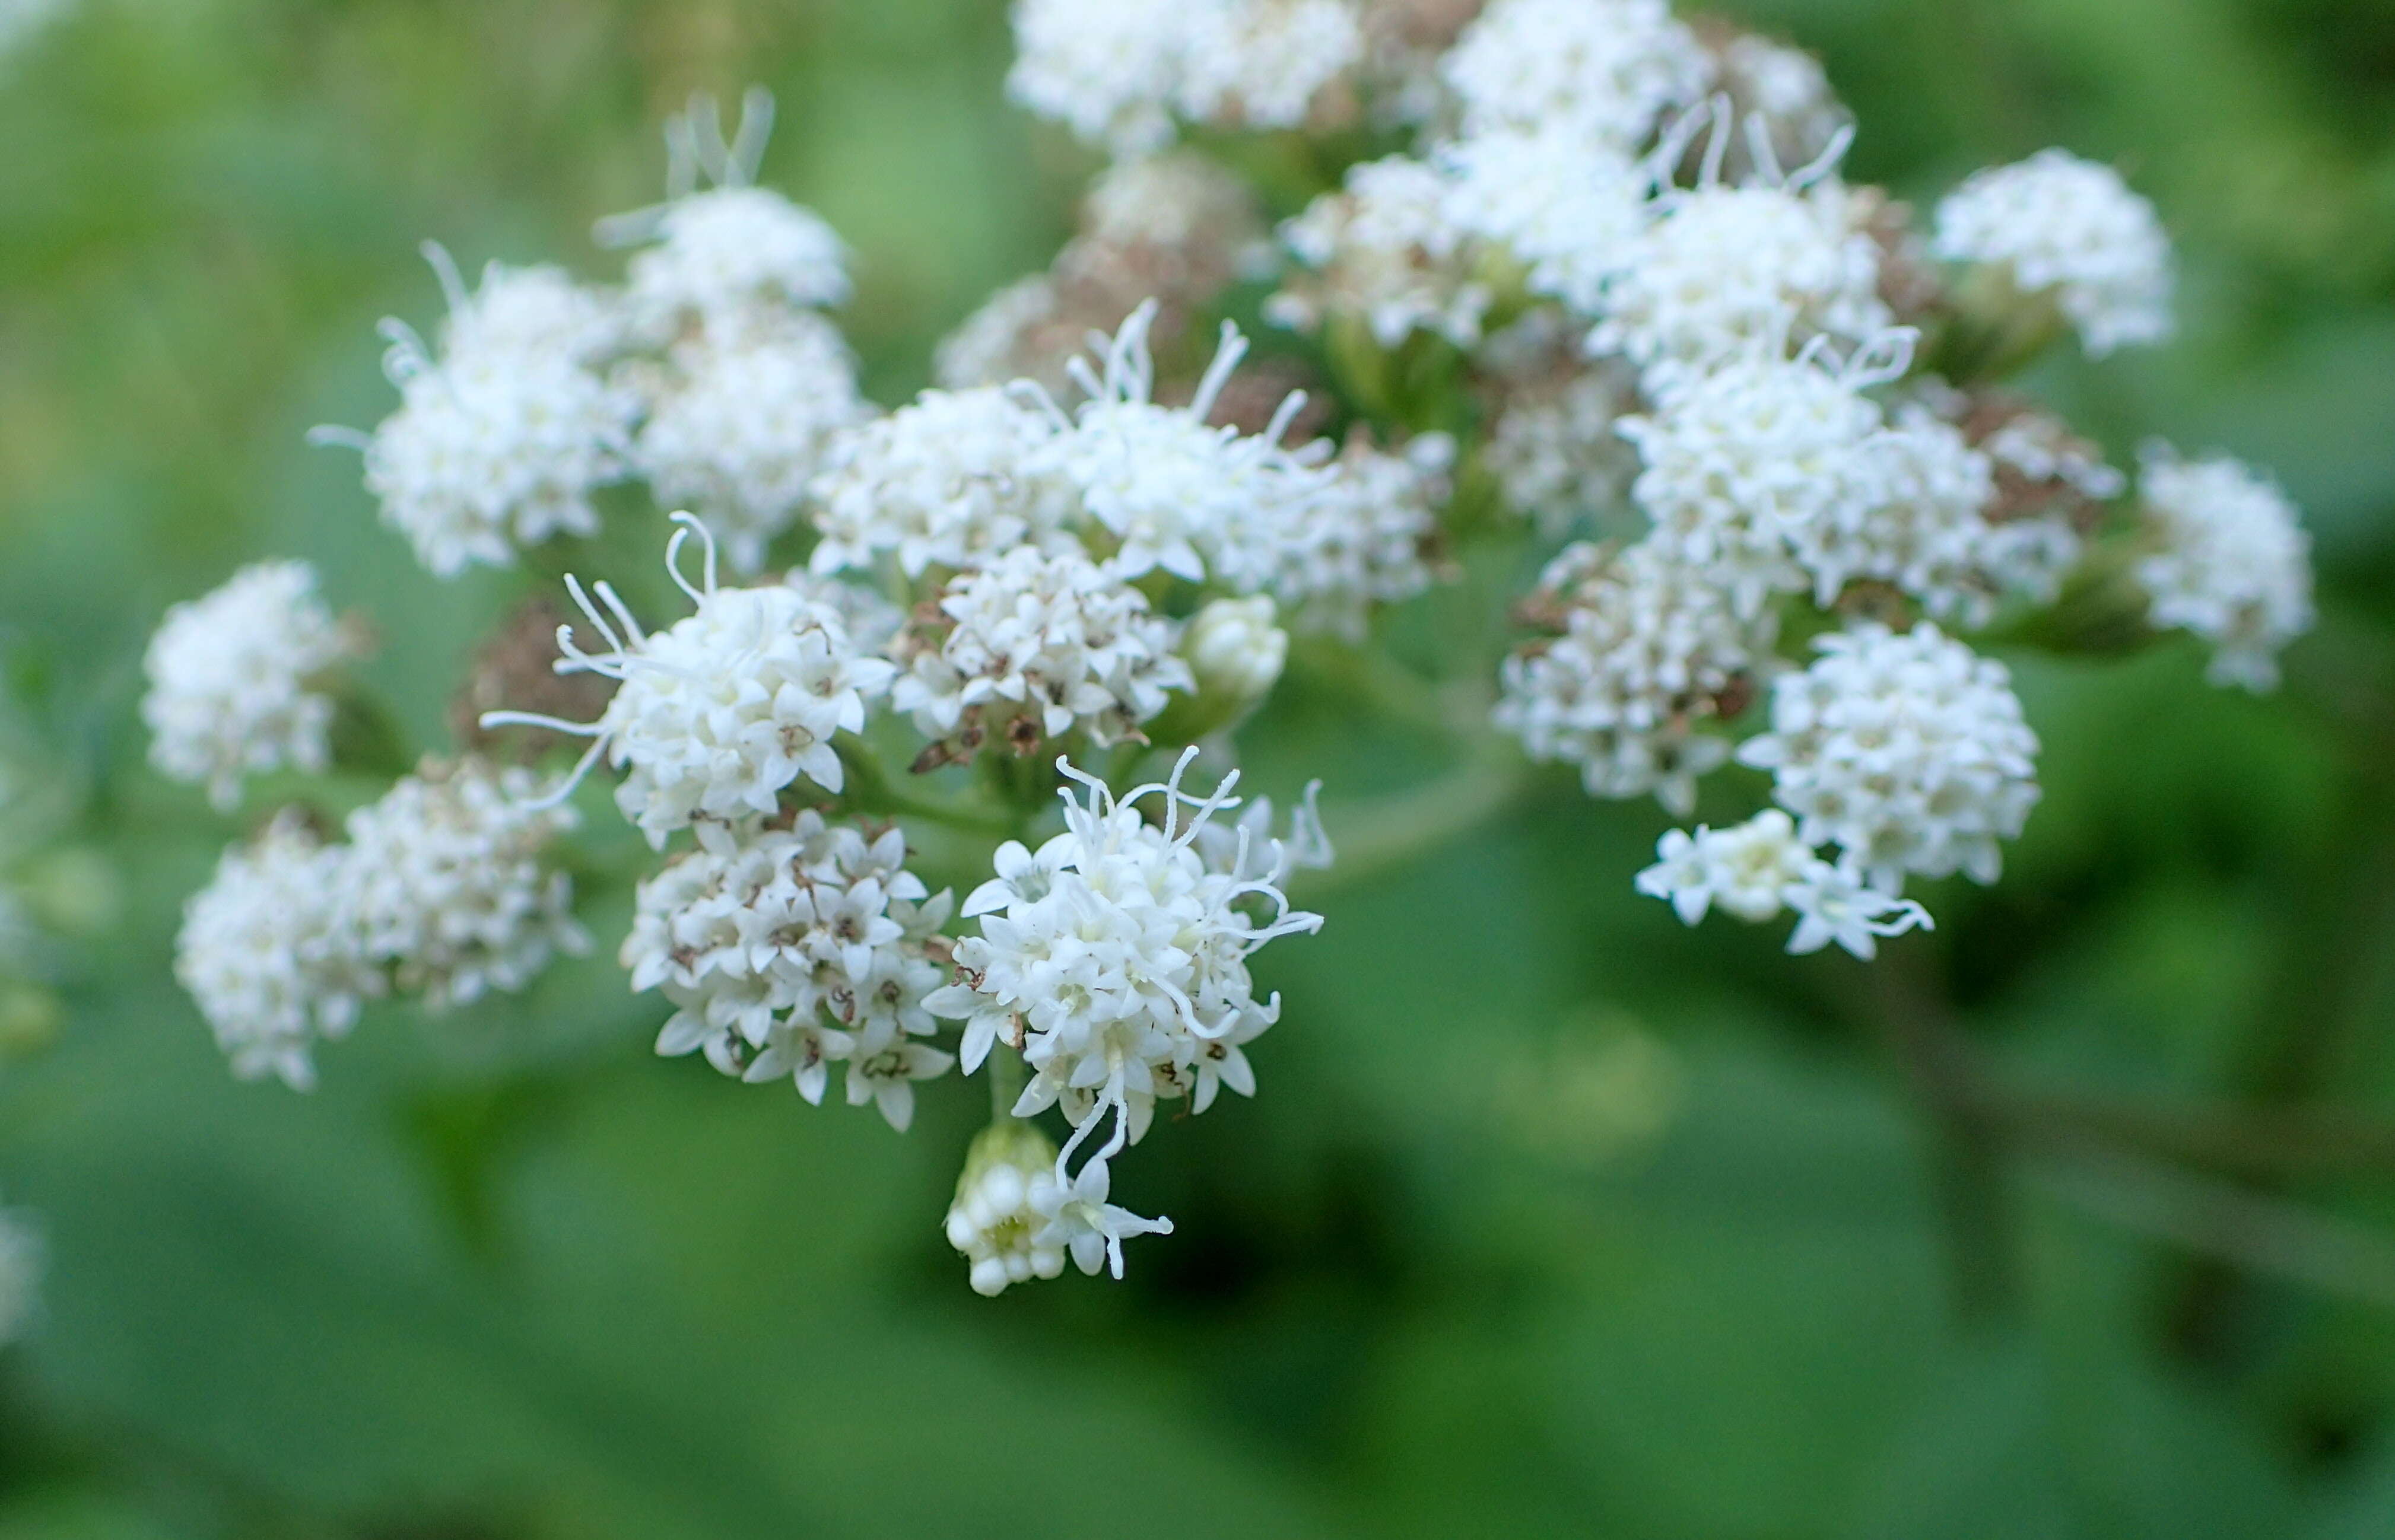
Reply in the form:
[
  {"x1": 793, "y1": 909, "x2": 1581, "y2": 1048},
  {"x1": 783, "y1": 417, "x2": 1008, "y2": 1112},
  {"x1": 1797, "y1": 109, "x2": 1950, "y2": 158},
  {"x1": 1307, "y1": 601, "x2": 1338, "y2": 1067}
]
[
  {"x1": 987, "y1": 1042, "x2": 1027, "y2": 1122},
  {"x1": 834, "y1": 738, "x2": 1013, "y2": 836}
]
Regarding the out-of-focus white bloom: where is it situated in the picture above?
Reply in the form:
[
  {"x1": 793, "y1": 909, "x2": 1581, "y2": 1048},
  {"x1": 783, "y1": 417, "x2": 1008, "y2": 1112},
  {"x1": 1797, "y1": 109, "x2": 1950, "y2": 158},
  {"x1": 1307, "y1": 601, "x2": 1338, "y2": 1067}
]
[
  {"x1": 1438, "y1": 123, "x2": 1649, "y2": 314},
  {"x1": 1615, "y1": 343, "x2": 1897, "y2": 618},
  {"x1": 945, "y1": 1119, "x2": 1068, "y2": 1296},
  {"x1": 1008, "y1": 0, "x2": 1192, "y2": 153},
  {"x1": 608, "y1": 186, "x2": 850, "y2": 340},
  {"x1": 1270, "y1": 155, "x2": 1490, "y2": 348},
  {"x1": 890, "y1": 546, "x2": 1193, "y2": 753},
  {"x1": 328, "y1": 252, "x2": 637, "y2": 578},
  {"x1": 628, "y1": 812, "x2": 954, "y2": 1130},
  {"x1": 1714, "y1": 34, "x2": 1850, "y2": 174},
  {"x1": 935, "y1": 276, "x2": 1062, "y2": 391},
  {"x1": 1593, "y1": 180, "x2": 1890, "y2": 390},
  {"x1": 339, "y1": 759, "x2": 587, "y2": 1011},
  {"x1": 1009, "y1": 0, "x2": 1361, "y2": 151},
  {"x1": 1183, "y1": 595, "x2": 1289, "y2": 709},
  {"x1": 783, "y1": 571, "x2": 906, "y2": 655},
  {"x1": 1932, "y1": 149, "x2": 2174, "y2": 357},
  {"x1": 432, "y1": 253, "x2": 624, "y2": 363},
  {"x1": 1738, "y1": 622, "x2": 2040, "y2": 890},
  {"x1": 142, "y1": 561, "x2": 365, "y2": 812},
  {"x1": 628, "y1": 311, "x2": 866, "y2": 574},
  {"x1": 1031, "y1": 1151, "x2": 1174, "y2": 1280},
  {"x1": 1179, "y1": 0, "x2": 1364, "y2": 131},
  {"x1": 1632, "y1": 809, "x2": 1813, "y2": 925},
  {"x1": 0, "y1": 1199, "x2": 35, "y2": 1347},
  {"x1": 1495, "y1": 539, "x2": 1770, "y2": 816},
  {"x1": 925, "y1": 750, "x2": 1323, "y2": 1143},
  {"x1": 1081, "y1": 149, "x2": 1266, "y2": 256},
  {"x1": 481, "y1": 518, "x2": 895, "y2": 849},
  {"x1": 1442, "y1": 0, "x2": 1710, "y2": 147},
  {"x1": 809, "y1": 386, "x2": 1078, "y2": 578},
  {"x1": 1262, "y1": 434, "x2": 1446, "y2": 639},
  {"x1": 1635, "y1": 809, "x2": 1932, "y2": 957},
  {"x1": 2136, "y1": 447, "x2": 2313, "y2": 692},
  {"x1": 1782, "y1": 408, "x2": 2002, "y2": 621},
  {"x1": 1782, "y1": 856, "x2": 1932, "y2": 959},
  {"x1": 1484, "y1": 356, "x2": 1641, "y2": 535},
  {"x1": 1037, "y1": 302, "x2": 1333, "y2": 583},
  {"x1": 176, "y1": 812, "x2": 377, "y2": 1092}
]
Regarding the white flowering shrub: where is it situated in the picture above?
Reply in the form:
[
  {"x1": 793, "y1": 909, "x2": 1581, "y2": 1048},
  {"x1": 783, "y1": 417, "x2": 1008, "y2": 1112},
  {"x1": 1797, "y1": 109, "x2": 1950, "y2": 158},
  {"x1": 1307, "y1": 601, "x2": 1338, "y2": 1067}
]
[{"x1": 147, "y1": 12, "x2": 2321, "y2": 1310}]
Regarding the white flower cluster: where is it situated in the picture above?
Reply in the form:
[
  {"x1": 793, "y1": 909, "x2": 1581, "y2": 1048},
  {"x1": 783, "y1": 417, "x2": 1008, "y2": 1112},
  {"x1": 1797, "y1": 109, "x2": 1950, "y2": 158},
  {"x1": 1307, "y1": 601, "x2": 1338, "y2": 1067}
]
[
  {"x1": 1440, "y1": 0, "x2": 1711, "y2": 146},
  {"x1": 1038, "y1": 302, "x2": 1338, "y2": 583},
  {"x1": 141, "y1": 561, "x2": 366, "y2": 812},
  {"x1": 1933, "y1": 149, "x2": 2175, "y2": 357},
  {"x1": 492, "y1": 518, "x2": 895, "y2": 850},
  {"x1": 809, "y1": 386, "x2": 1078, "y2": 578},
  {"x1": 2135, "y1": 447, "x2": 2314, "y2": 692},
  {"x1": 326, "y1": 92, "x2": 863, "y2": 582},
  {"x1": 626, "y1": 310, "x2": 867, "y2": 575},
  {"x1": 176, "y1": 761, "x2": 582, "y2": 1090},
  {"x1": 890, "y1": 546, "x2": 1193, "y2": 758},
  {"x1": 1495, "y1": 540, "x2": 1772, "y2": 816},
  {"x1": 339, "y1": 760, "x2": 589, "y2": 1010},
  {"x1": 626, "y1": 811, "x2": 954, "y2": 1131},
  {"x1": 1739, "y1": 622, "x2": 2040, "y2": 890},
  {"x1": 1634, "y1": 809, "x2": 1932, "y2": 960},
  {"x1": 336, "y1": 249, "x2": 637, "y2": 577},
  {"x1": 1270, "y1": 154, "x2": 1492, "y2": 348},
  {"x1": 1266, "y1": 434, "x2": 1446, "y2": 641},
  {"x1": 1437, "y1": 122, "x2": 1648, "y2": 314},
  {"x1": 1008, "y1": 0, "x2": 1362, "y2": 154},
  {"x1": 926, "y1": 753, "x2": 1324, "y2": 1283}
]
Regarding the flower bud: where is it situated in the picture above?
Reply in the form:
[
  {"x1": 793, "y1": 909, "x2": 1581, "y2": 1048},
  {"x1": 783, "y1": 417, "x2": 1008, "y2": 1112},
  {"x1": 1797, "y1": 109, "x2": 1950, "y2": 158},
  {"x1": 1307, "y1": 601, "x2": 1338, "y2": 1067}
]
[
  {"x1": 1155, "y1": 597, "x2": 1289, "y2": 744},
  {"x1": 945, "y1": 1119, "x2": 1065, "y2": 1297}
]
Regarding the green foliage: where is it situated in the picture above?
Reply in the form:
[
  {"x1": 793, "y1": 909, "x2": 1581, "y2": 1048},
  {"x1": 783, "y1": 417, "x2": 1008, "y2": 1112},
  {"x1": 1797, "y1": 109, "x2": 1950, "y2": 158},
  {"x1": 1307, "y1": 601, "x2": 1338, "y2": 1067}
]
[{"x1": 5, "y1": 0, "x2": 2395, "y2": 1534}]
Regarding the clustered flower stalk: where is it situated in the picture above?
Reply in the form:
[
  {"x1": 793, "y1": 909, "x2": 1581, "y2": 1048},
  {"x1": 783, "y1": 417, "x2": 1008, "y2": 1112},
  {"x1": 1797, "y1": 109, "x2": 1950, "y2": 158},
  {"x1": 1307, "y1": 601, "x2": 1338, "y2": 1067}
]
[{"x1": 145, "y1": 1, "x2": 2317, "y2": 1297}]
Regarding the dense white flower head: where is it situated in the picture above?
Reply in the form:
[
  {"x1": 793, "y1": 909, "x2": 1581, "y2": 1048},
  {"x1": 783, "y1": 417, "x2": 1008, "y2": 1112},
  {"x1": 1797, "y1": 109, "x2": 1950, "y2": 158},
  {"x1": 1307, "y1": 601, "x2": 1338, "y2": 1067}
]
[
  {"x1": 176, "y1": 811, "x2": 377, "y2": 1092},
  {"x1": 142, "y1": 561, "x2": 365, "y2": 812},
  {"x1": 609, "y1": 186, "x2": 849, "y2": 339},
  {"x1": 1484, "y1": 360, "x2": 1642, "y2": 535},
  {"x1": 339, "y1": 759, "x2": 587, "y2": 1010},
  {"x1": 1438, "y1": 123, "x2": 1650, "y2": 314},
  {"x1": 1442, "y1": 0, "x2": 1710, "y2": 147},
  {"x1": 627, "y1": 811, "x2": 954, "y2": 1130},
  {"x1": 1634, "y1": 807, "x2": 1932, "y2": 959},
  {"x1": 1008, "y1": 0, "x2": 1361, "y2": 151},
  {"x1": 1036, "y1": 302, "x2": 1333, "y2": 583},
  {"x1": 1008, "y1": 0, "x2": 1192, "y2": 153},
  {"x1": 891, "y1": 546, "x2": 1193, "y2": 755},
  {"x1": 482, "y1": 518, "x2": 895, "y2": 849},
  {"x1": 2135, "y1": 447, "x2": 2313, "y2": 692},
  {"x1": 1177, "y1": 0, "x2": 1364, "y2": 131},
  {"x1": 1932, "y1": 149, "x2": 2174, "y2": 357},
  {"x1": 0, "y1": 1199, "x2": 34, "y2": 1347},
  {"x1": 1738, "y1": 622, "x2": 2039, "y2": 890},
  {"x1": 809, "y1": 386, "x2": 1078, "y2": 579},
  {"x1": 627, "y1": 310, "x2": 866, "y2": 574},
  {"x1": 1495, "y1": 539, "x2": 1771, "y2": 816},
  {"x1": 945, "y1": 1119, "x2": 1069, "y2": 1295},
  {"x1": 1260, "y1": 434, "x2": 1446, "y2": 640},
  {"x1": 1270, "y1": 155, "x2": 1490, "y2": 348},
  {"x1": 1593, "y1": 177, "x2": 1889, "y2": 390},
  {"x1": 1781, "y1": 407, "x2": 2002, "y2": 620},
  {"x1": 331, "y1": 250, "x2": 637, "y2": 578},
  {"x1": 1615, "y1": 340, "x2": 1904, "y2": 618},
  {"x1": 431, "y1": 252, "x2": 624, "y2": 363},
  {"x1": 926, "y1": 750, "x2": 1324, "y2": 1144}
]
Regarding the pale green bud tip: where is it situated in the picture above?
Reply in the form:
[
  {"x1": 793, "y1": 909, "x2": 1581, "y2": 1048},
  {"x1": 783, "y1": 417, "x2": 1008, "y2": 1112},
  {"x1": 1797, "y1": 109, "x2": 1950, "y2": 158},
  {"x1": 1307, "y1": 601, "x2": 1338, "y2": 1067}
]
[{"x1": 1184, "y1": 596, "x2": 1288, "y2": 708}]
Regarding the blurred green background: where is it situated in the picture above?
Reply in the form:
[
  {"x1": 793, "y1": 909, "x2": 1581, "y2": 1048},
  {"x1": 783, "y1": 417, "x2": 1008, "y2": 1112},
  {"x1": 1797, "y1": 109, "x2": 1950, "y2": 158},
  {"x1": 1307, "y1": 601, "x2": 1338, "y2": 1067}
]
[{"x1": 6, "y1": 0, "x2": 2395, "y2": 1535}]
